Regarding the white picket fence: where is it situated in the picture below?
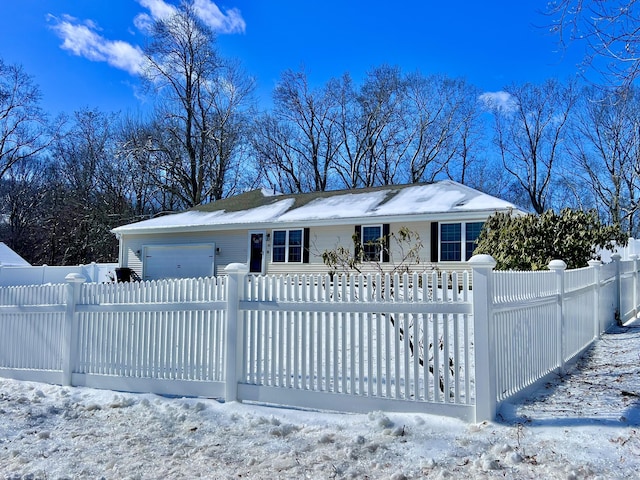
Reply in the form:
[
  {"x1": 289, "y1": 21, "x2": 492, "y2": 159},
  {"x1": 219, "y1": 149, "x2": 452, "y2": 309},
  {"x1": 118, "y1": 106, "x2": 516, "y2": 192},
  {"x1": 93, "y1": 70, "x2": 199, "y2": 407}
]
[{"x1": 0, "y1": 254, "x2": 637, "y2": 422}]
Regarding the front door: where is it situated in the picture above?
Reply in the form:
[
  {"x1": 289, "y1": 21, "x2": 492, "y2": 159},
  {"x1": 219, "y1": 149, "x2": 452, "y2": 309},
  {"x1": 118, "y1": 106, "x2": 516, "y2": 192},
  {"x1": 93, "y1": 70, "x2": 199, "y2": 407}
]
[{"x1": 249, "y1": 232, "x2": 265, "y2": 273}]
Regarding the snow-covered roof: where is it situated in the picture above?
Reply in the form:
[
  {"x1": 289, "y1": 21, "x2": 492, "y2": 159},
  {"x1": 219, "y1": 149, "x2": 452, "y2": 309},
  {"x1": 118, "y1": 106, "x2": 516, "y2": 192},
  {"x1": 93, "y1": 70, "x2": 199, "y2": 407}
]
[
  {"x1": 0, "y1": 242, "x2": 31, "y2": 266},
  {"x1": 112, "y1": 181, "x2": 521, "y2": 235}
]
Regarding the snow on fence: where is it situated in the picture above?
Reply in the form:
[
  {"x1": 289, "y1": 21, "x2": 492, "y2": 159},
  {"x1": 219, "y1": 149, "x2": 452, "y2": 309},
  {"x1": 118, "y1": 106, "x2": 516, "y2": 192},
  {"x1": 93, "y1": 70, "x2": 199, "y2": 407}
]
[{"x1": 0, "y1": 254, "x2": 637, "y2": 422}]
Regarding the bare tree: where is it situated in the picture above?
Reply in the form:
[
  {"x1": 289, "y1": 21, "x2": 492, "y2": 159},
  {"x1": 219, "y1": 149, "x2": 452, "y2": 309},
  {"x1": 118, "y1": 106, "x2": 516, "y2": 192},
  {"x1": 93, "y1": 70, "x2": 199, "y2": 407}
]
[
  {"x1": 204, "y1": 59, "x2": 256, "y2": 199},
  {"x1": 252, "y1": 113, "x2": 304, "y2": 194},
  {"x1": 45, "y1": 109, "x2": 122, "y2": 264},
  {"x1": 0, "y1": 59, "x2": 51, "y2": 180},
  {"x1": 330, "y1": 66, "x2": 406, "y2": 188},
  {"x1": 253, "y1": 68, "x2": 340, "y2": 193},
  {"x1": 354, "y1": 65, "x2": 407, "y2": 186},
  {"x1": 568, "y1": 86, "x2": 640, "y2": 234},
  {"x1": 485, "y1": 79, "x2": 578, "y2": 213},
  {"x1": 329, "y1": 68, "x2": 481, "y2": 188},
  {"x1": 547, "y1": 0, "x2": 640, "y2": 86},
  {"x1": 0, "y1": 157, "x2": 50, "y2": 262},
  {"x1": 442, "y1": 80, "x2": 485, "y2": 185},
  {"x1": 402, "y1": 74, "x2": 481, "y2": 183},
  {"x1": 114, "y1": 114, "x2": 169, "y2": 217},
  {"x1": 330, "y1": 65, "x2": 410, "y2": 187},
  {"x1": 327, "y1": 73, "x2": 362, "y2": 188},
  {"x1": 142, "y1": 3, "x2": 253, "y2": 207}
]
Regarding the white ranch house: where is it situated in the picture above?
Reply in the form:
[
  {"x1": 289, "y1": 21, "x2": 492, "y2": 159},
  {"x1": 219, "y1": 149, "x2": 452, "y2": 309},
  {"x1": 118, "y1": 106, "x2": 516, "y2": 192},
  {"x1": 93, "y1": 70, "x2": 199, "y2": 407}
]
[{"x1": 112, "y1": 181, "x2": 523, "y2": 281}]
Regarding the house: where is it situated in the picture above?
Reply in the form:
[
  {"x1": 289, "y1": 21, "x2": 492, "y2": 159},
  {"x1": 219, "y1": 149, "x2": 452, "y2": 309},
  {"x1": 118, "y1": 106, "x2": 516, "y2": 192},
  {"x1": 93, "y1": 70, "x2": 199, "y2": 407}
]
[
  {"x1": 0, "y1": 242, "x2": 31, "y2": 267},
  {"x1": 111, "y1": 181, "x2": 523, "y2": 280}
]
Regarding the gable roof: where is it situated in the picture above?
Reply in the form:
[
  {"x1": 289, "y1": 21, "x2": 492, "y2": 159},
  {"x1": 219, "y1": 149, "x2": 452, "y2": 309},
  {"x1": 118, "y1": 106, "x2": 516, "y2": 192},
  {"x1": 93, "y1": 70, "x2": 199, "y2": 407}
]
[
  {"x1": 112, "y1": 180, "x2": 522, "y2": 235},
  {"x1": 0, "y1": 243, "x2": 31, "y2": 266}
]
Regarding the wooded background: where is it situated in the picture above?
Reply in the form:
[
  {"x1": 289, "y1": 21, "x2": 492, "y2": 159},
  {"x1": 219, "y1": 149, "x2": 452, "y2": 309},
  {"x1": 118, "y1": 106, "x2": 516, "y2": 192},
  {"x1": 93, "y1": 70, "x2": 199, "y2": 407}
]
[{"x1": 2, "y1": 1, "x2": 639, "y2": 265}]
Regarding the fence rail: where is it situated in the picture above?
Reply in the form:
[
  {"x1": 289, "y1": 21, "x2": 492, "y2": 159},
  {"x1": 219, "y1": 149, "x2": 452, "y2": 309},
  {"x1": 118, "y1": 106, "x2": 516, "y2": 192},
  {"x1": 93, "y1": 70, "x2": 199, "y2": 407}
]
[
  {"x1": 238, "y1": 271, "x2": 474, "y2": 419},
  {"x1": 0, "y1": 254, "x2": 638, "y2": 422}
]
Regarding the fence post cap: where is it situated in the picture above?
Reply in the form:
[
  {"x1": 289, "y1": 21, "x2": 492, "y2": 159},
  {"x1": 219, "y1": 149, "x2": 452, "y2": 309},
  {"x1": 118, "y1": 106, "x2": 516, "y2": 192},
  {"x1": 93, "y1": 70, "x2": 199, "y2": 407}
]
[
  {"x1": 548, "y1": 259, "x2": 567, "y2": 271},
  {"x1": 587, "y1": 259, "x2": 601, "y2": 267},
  {"x1": 224, "y1": 263, "x2": 250, "y2": 274},
  {"x1": 65, "y1": 273, "x2": 87, "y2": 283},
  {"x1": 468, "y1": 254, "x2": 496, "y2": 268},
  {"x1": 611, "y1": 253, "x2": 622, "y2": 261}
]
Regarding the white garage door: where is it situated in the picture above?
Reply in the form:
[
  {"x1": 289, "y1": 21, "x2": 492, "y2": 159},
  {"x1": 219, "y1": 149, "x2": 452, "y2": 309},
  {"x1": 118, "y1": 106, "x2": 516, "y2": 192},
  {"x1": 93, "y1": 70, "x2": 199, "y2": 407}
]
[{"x1": 143, "y1": 244, "x2": 215, "y2": 280}]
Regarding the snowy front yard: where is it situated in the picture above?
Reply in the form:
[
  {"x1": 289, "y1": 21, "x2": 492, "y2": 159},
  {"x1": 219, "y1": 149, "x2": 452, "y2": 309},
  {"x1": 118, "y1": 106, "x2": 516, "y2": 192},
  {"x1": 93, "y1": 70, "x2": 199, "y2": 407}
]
[{"x1": 2, "y1": 321, "x2": 640, "y2": 479}]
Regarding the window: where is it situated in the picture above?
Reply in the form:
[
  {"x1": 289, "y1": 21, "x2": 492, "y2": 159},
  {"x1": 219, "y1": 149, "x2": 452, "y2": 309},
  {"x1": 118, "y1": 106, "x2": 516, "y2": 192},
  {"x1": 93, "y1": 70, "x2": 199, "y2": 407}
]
[
  {"x1": 440, "y1": 223, "x2": 462, "y2": 262},
  {"x1": 355, "y1": 224, "x2": 390, "y2": 262},
  {"x1": 288, "y1": 229, "x2": 302, "y2": 262},
  {"x1": 362, "y1": 225, "x2": 383, "y2": 262},
  {"x1": 465, "y1": 222, "x2": 484, "y2": 261},
  {"x1": 272, "y1": 231, "x2": 287, "y2": 262},
  {"x1": 439, "y1": 222, "x2": 484, "y2": 262},
  {"x1": 272, "y1": 229, "x2": 304, "y2": 263}
]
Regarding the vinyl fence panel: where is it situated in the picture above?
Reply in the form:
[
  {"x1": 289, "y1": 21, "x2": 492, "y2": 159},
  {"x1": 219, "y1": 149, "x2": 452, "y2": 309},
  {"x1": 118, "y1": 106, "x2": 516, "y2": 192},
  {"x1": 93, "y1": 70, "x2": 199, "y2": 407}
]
[{"x1": 0, "y1": 256, "x2": 637, "y2": 422}]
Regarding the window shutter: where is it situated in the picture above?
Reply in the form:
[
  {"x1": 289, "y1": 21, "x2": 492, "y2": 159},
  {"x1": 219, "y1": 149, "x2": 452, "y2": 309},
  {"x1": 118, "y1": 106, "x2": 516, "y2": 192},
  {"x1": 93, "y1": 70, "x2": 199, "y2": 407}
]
[
  {"x1": 303, "y1": 227, "x2": 310, "y2": 263},
  {"x1": 382, "y1": 223, "x2": 390, "y2": 263},
  {"x1": 354, "y1": 225, "x2": 362, "y2": 260},
  {"x1": 430, "y1": 222, "x2": 439, "y2": 262}
]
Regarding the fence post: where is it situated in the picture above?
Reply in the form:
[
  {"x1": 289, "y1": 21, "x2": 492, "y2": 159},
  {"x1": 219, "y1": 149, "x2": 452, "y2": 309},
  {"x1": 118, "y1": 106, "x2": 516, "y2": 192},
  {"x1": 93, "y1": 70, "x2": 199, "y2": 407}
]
[
  {"x1": 469, "y1": 254, "x2": 497, "y2": 422},
  {"x1": 548, "y1": 260, "x2": 567, "y2": 374},
  {"x1": 611, "y1": 253, "x2": 622, "y2": 324},
  {"x1": 630, "y1": 255, "x2": 639, "y2": 320},
  {"x1": 63, "y1": 273, "x2": 86, "y2": 386},
  {"x1": 224, "y1": 263, "x2": 249, "y2": 402},
  {"x1": 588, "y1": 260, "x2": 602, "y2": 339}
]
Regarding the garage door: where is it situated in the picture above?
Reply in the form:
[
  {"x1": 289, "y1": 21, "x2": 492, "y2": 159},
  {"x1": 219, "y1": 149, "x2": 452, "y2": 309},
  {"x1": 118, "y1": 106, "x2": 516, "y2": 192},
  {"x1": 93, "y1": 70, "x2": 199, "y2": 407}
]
[{"x1": 143, "y1": 244, "x2": 215, "y2": 280}]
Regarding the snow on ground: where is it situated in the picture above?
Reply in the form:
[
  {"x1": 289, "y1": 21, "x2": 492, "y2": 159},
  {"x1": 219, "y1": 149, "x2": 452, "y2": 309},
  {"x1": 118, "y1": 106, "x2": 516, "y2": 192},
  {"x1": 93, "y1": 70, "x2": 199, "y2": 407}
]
[{"x1": 2, "y1": 322, "x2": 640, "y2": 479}]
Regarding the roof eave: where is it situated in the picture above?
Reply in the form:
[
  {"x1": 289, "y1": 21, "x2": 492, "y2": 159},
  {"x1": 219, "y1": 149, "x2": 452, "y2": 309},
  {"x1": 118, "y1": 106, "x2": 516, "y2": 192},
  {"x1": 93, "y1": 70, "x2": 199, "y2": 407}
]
[{"x1": 112, "y1": 206, "x2": 520, "y2": 236}]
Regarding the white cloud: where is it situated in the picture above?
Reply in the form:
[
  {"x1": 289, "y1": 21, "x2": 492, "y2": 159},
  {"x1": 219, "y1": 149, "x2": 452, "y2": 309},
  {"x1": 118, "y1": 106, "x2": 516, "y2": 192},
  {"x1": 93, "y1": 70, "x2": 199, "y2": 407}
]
[
  {"x1": 192, "y1": 0, "x2": 246, "y2": 34},
  {"x1": 478, "y1": 91, "x2": 518, "y2": 113},
  {"x1": 50, "y1": 15, "x2": 146, "y2": 75},
  {"x1": 135, "y1": 0, "x2": 245, "y2": 34},
  {"x1": 134, "y1": 0, "x2": 177, "y2": 32},
  {"x1": 50, "y1": 1, "x2": 246, "y2": 77},
  {"x1": 138, "y1": 0, "x2": 178, "y2": 20}
]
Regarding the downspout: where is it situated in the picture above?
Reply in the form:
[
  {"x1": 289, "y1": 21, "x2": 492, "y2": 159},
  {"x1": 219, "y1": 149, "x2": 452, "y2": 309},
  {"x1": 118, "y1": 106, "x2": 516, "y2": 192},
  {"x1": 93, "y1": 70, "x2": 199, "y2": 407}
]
[{"x1": 113, "y1": 231, "x2": 124, "y2": 266}]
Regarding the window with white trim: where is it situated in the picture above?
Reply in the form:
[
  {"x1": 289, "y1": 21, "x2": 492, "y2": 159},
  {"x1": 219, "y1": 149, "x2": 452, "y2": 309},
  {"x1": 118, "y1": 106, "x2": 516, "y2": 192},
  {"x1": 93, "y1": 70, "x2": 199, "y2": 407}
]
[
  {"x1": 440, "y1": 222, "x2": 484, "y2": 261},
  {"x1": 465, "y1": 222, "x2": 484, "y2": 260},
  {"x1": 272, "y1": 229, "x2": 303, "y2": 263}
]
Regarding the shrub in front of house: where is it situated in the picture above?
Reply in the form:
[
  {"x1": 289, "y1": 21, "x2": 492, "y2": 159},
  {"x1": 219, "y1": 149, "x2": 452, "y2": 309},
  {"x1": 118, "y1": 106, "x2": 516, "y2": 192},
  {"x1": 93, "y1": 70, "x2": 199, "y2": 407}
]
[{"x1": 473, "y1": 209, "x2": 628, "y2": 270}]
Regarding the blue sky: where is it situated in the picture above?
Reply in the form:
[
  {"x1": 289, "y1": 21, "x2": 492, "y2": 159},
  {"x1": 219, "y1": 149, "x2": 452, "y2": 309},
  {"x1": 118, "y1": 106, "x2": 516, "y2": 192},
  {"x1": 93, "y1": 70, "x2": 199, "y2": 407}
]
[{"x1": 0, "y1": 0, "x2": 584, "y2": 116}]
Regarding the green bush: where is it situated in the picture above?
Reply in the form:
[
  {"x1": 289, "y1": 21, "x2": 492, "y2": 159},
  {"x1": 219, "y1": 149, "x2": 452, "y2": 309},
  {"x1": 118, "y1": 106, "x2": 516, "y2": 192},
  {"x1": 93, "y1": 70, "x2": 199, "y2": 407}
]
[{"x1": 473, "y1": 209, "x2": 628, "y2": 270}]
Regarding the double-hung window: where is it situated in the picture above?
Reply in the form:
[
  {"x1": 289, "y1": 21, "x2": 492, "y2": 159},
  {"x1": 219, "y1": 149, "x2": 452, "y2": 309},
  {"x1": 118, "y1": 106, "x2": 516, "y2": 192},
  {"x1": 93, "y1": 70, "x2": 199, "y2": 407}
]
[
  {"x1": 354, "y1": 224, "x2": 389, "y2": 262},
  {"x1": 272, "y1": 229, "x2": 303, "y2": 263},
  {"x1": 439, "y1": 222, "x2": 484, "y2": 261},
  {"x1": 440, "y1": 223, "x2": 462, "y2": 262},
  {"x1": 362, "y1": 225, "x2": 383, "y2": 262},
  {"x1": 465, "y1": 222, "x2": 484, "y2": 261}
]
